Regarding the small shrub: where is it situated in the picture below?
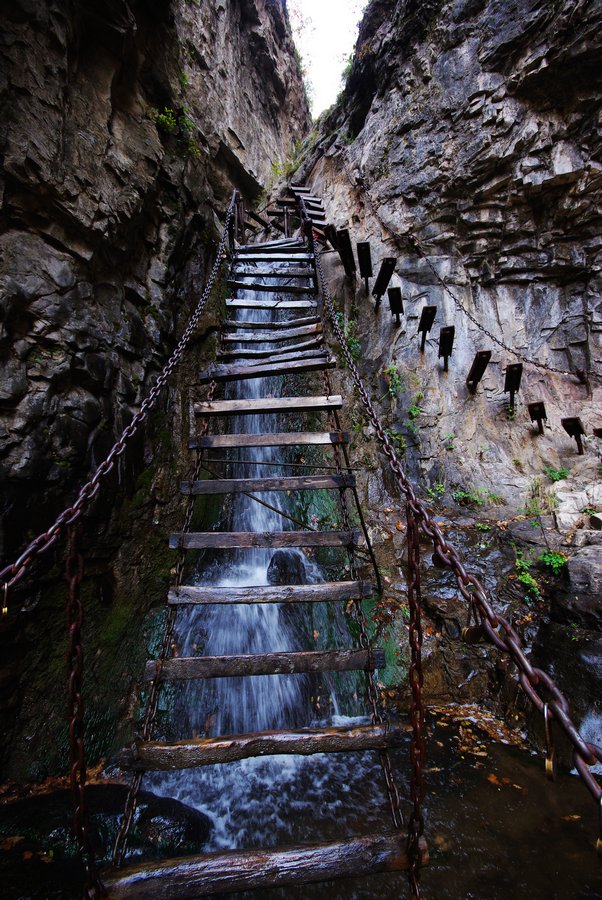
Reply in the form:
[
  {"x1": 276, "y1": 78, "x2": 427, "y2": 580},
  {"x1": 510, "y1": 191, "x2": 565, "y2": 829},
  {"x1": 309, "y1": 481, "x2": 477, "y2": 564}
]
[
  {"x1": 539, "y1": 551, "x2": 568, "y2": 576},
  {"x1": 475, "y1": 523, "x2": 491, "y2": 533},
  {"x1": 543, "y1": 464, "x2": 569, "y2": 482},
  {"x1": 515, "y1": 551, "x2": 541, "y2": 600},
  {"x1": 425, "y1": 483, "x2": 445, "y2": 501},
  {"x1": 384, "y1": 364, "x2": 404, "y2": 397}
]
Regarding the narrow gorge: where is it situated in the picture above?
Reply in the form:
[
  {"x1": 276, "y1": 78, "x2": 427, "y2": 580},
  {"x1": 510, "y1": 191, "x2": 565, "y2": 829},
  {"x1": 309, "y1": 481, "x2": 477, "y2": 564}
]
[{"x1": 0, "y1": 1, "x2": 601, "y2": 898}]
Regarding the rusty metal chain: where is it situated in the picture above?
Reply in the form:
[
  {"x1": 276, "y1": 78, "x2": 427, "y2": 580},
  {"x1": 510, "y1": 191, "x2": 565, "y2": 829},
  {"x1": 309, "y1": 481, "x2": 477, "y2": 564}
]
[
  {"x1": 324, "y1": 330, "x2": 405, "y2": 831},
  {"x1": 406, "y1": 505, "x2": 425, "y2": 898},
  {"x1": 304, "y1": 208, "x2": 602, "y2": 835},
  {"x1": 341, "y1": 160, "x2": 601, "y2": 383},
  {"x1": 66, "y1": 526, "x2": 104, "y2": 897},
  {"x1": 0, "y1": 192, "x2": 237, "y2": 598},
  {"x1": 113, "y1": 381, "x2": 217, "y2": 867}
]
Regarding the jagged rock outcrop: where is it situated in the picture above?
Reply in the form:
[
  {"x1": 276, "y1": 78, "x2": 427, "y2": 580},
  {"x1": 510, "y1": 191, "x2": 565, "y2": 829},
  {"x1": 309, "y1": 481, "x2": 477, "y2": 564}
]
[{"x1": 0, "y1": 0, "x2": 309, "y2": 778}]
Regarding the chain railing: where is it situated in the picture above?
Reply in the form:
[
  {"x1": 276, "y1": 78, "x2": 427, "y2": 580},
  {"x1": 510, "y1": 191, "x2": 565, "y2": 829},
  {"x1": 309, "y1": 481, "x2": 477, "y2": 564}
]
[
  {"x1": 340, "y1": 160, "x2": 601, "y2": 384},
  {"x1": 0, "y1": 190, "x2": 237, "y2": 605},
  {"x1": 301, "y1": 198, "x2": 602, "y2": 851}
]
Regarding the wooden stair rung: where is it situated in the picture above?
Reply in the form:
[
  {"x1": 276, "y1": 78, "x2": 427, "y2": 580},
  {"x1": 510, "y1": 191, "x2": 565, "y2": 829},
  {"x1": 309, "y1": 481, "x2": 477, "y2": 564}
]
[
  {"x1": 225, "y1": 298, "x2": 318, "y2": 310},
  {"x1": 233, "y1": 253, "x2": 314, "y2": 263},
  {"x1": 180, "y1": 473, "x2": 356, "y2": 495},
  {"x1": 221, "y1": 323, "x2": 322, "y2": 341},
  {"x1": 194, "y1": 394, "x2": 343, "y2": 416},
  {"x1": 169, "y1": 529, "x2": 359, "y2": 550},
  {"x1": 118, "y1": 723, "x2": 407, "y2": 771},
  {"x1": 228, "y1": 281, "x2": 314, "y2": 294},
  {"x1": 223, "y1": 315, "x2": 320, "y2": 330},
  {"x1": 237, "y1": 245, "x2": 308, "y2": 256},
  {"x1": 198, "y1": 353, "x2": 335, "y2": 383},
  {"x1": 102, "y1": 832, "x2": 427, "y2": 898},
  {"x1": 232, "y1": 268, "x2": 314, "y2": 278},
  {"x1": 189, "y1": 431, "x2": 350, "y2": 449},
  {"x1": 168, "y1": 580, "x2": 373, "y2": 605},
  {"x1": 144, "y1": 647, "x2": 385, "y2": 681},
  {"x1": 216, "y1": 343, "x2": 325, "y2": 361}
]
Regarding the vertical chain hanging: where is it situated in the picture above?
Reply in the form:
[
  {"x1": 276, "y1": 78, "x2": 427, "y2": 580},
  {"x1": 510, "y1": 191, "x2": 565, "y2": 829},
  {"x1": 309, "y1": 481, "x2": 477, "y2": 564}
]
[
  {"x1": 406, "y1": 504, "x2": 426, "y2": 898},
  {"x1": 112, "y1": 383, "x2": 216, "y2": 867},
  {"x1": 66, "y1": 525, "x2": 103, "y2": 897}
]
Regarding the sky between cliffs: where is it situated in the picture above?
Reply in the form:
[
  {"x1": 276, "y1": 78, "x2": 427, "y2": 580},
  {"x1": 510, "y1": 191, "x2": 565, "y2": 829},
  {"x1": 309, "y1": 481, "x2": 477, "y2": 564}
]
[{"x1": 288, "y1": 0, "x2": 367, "y2": 117}]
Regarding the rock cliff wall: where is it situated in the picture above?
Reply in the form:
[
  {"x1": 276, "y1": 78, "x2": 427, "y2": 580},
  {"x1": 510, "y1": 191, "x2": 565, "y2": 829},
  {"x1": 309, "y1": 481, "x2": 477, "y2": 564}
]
[
  {"x1": 290, "y1": 0, "x2": 602, "y2": 708},
  {"x1": 0, "y1": 0, "x2": 310, "y2": 778}
]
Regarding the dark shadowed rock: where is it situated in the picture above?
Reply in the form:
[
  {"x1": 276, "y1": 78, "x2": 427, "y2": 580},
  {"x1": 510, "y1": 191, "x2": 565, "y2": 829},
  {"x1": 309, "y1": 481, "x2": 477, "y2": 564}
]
[{"x1": 267, "y1": 549, "x2": 307, "y2": 585}]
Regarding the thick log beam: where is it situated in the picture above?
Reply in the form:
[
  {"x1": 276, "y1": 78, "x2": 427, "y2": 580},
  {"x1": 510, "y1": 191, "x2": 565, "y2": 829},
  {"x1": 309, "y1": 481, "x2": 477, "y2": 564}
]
[
  {"x1": 189, "y1": 431, "x2": 350, "y2": 449},
  {"x1": 144, "y1": 648, "x2": 386, "y2": 681},
  {"x1": 167, "y1": 580, "x2": 374, "y2": 605},
  {"x1": 168, "y1": 529, "x2": 359, "y2": 550},
  {"x1": 118, "y1": 723, "x2": 408, "y2": 770},
  {"x1": 103, "y1": 832, "x2": 428, "y2": 898},
  {"x1": 180, "y1": 474, "x2": 355, "y2": 495},
  {"x1": 193, "y1": 395, "x2": 342, "y2": 416}
]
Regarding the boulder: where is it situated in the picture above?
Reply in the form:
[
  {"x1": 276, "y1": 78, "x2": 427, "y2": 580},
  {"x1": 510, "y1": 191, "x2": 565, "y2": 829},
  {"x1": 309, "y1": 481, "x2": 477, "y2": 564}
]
[{"x1": 566, "y1": 546, "x2": 602, "y2": 629}]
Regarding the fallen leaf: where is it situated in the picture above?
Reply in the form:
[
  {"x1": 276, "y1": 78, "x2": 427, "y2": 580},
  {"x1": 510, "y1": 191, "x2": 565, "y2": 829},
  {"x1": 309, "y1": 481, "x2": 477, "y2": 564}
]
[
  {"x1": 561, "y1": 814, "x2": 581, "y2": 823},
  {"x1": 22, "y1": 850, "x2": 34, "y2": 861},
  {"x1": 0, "y1": 836, "x2": 24, "y2": 851}
]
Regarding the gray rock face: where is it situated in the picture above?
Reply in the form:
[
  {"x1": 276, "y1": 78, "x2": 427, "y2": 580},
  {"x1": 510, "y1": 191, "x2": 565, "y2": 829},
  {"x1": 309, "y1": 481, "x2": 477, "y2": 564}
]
[
  {"x1": 267, "y1": 549, "x2": 308, "y2": 585},
  {"x1": 0, "y1": 0, "x2": 310, "y2": 558},
  {"x1": 566, "y1": 546, "x2": 602, "y2": 628},
  {"x1": 300, "y1": 0, "x2": 601, "y2": 509}
]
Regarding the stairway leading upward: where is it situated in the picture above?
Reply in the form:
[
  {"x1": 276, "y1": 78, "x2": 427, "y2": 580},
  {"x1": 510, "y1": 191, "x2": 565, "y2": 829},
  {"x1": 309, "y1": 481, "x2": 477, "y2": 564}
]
[{"x1": 104, "y1": 225, "x2": 424, "y2": 897}]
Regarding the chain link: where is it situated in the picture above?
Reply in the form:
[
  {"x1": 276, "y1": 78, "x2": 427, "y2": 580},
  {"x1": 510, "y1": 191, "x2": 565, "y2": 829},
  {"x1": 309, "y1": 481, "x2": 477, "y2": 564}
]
[
  {"x1": 406, "y1": 505, "x2": 425, "y2": 897},
  {"x1": 302, "y1": 200, "x2": 602, "y2": 828},
  {"x1": 340, "y1": 160, "x2": 601, "y2": 383},
  {"x1": 113, "y1": 380, "x2": 217, "y2": 867},
  {"x1": 0, "y1": 193, "x2": 237, "y2": 593},
  {"x1": 66, "y1": 526, "x2": 104, "y2": 897}
]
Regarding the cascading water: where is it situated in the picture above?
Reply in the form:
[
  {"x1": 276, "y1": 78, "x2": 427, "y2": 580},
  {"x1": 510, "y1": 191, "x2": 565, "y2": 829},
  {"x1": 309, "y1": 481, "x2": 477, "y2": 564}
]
[{"x1": 149, "y1": 253, "x2": 387, "y2": 853}]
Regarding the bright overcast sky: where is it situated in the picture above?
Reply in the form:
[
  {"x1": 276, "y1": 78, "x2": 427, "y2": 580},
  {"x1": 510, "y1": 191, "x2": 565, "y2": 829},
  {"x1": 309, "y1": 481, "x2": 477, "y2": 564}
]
[{"x1": 288, "y1": 0, "x2": 368, "y2": 117}]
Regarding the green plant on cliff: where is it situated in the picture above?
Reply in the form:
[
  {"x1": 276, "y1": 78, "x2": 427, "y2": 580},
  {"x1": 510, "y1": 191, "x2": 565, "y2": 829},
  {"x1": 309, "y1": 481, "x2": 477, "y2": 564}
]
[
  {"x1": 543, "y1": 464, "x2": 569, "y2": 482},
  {"x1": 514, "y1": 549, "x2": 541, "y2": 600},
  {"x1": 538, "y1": 550, "x2": 568, "y2": 576},
  {"x1": 383, "y1": 363, "x2": 403, "y2": 397}
]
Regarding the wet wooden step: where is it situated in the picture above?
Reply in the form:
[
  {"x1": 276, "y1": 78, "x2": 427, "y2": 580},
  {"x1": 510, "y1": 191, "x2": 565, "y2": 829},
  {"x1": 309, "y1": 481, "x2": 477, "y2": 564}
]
[
  {"x1": 169, "y1": 529, "x2": 359, "y2": 550},
  {"x1": 144, "y1": 647, "x2": 385, "y2": 681},
  {"x1": 232, "y1": 268, "x2": 314, "y2": 278},
  {"x1": 221, "y1": 323, "x2": 322, "y2": 342},
  {"x1": 228, "y1": 280, "x2": 315, "y2": 294},
  {"x1": 118, "y1": 723, "x2": 406, "y2": 771},
  {"x1": 198, "y1": 353, "x2": 335, "y2": 383},
  {"x1": 180, "y1": 473, "x2": 355, "y2": 495},
  {"x1": 237, "y1": 244, "x2": 308, "y2": 255},
  {"x1": 194, "y1": 394, "x2": 342, "y2": 416},
  {"x1": 103, "y1": 832, "x2": 425, "y2": 898},
  {"x1": 189, "y1": 431, "x2": 350, "y2": 450},
  {"x1": 233, "y1": 253, "x2": 314, "y2": 263},
  {"x1": 226, "y1": 298, "x2": 318, "y2": 310},
  {"x1": 215, "y1": 342, "x2": 325, "y2": 362},
  {"x1": 168, "y1": 580, "x2": 372, "y2": 605},
  {"x1": 223, "y1": 315, "x2": 320, "y2": 330}
]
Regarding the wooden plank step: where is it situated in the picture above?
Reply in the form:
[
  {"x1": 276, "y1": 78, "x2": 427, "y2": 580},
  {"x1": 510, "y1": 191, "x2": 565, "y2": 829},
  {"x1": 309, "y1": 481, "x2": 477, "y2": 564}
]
[
  {"x1": 180, "y1": 473, "x2": 355, "y2": 495},
  {"x1": 221, "y1": 322, "x2": 323, "y2": 342},
  {"x1": 232, "y1": 268, "x2": 314, "y2": 278},
  {"x1": 102, "y1": 832, "x2": 425, "y2": 898},
  {"x1": 223, "y1": 315, "x2": 320, "y2": 329},
  {"x1": 194, "y1": 394, "x2": 342, "y2": 416},
  {"x1": 237, "y1": 243, "x2": 307, "y2": 254},
  {"x1": 168, "y1": 580, "x2": 372, "y2": 605},
  {"x1": 233, "y1": 253, "x2": 314, "y2": 263},
  {"x1": 118, "y1": 723, "x2": 406, "y2": 771},
  {"x1": 198, "y1": 354, "x2": 335, "y2": 383},
  {"x1": 144, "y1": 647, "x2": 385, "y2": 681},
  {"x1": 225, "y1": 298, "x2": 318, "y2": 310},
  {"x1": 189, "y1": 431, "x2": 350, "y2": 450},
  {"x1": 228, "y1": 281, "x2": 315, "y2": 294},
  {"x1": 216, "y1": 343, "x2": 325, "y2": 361},
  {"x1": 169, "y1": 529, "x2": 359, "y2": 550}
]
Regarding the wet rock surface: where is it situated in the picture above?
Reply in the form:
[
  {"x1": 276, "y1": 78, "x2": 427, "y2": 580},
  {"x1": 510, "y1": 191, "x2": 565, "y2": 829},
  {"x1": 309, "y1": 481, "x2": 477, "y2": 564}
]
[{"x1": 0, "y1": 783, "x2": 212, "y2": 898}]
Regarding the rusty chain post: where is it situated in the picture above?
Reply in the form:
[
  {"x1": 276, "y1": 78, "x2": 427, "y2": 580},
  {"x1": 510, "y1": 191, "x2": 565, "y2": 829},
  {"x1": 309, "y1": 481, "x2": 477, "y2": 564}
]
[
  {"x1": 406, "y1": 505, "x2": 425, "y2": 898},
  {"x1": 66, "y1": 525, "x2": 103, "y2": 897},
  {"x1": 303, "y1": 203, "x2": 602, "y2": 837}
]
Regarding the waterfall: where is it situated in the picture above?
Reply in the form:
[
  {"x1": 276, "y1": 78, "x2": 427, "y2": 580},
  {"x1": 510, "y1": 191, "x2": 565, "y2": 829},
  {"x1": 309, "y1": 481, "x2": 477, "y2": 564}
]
[{"x1": 148, "y1": 259, "x2": 386, "y2": 851}]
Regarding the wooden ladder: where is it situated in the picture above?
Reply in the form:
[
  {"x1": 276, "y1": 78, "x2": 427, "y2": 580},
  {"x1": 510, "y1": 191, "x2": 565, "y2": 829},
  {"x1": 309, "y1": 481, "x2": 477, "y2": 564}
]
[{"x1": 105, "y1": 231, "x2": 424, "y2": 896}]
